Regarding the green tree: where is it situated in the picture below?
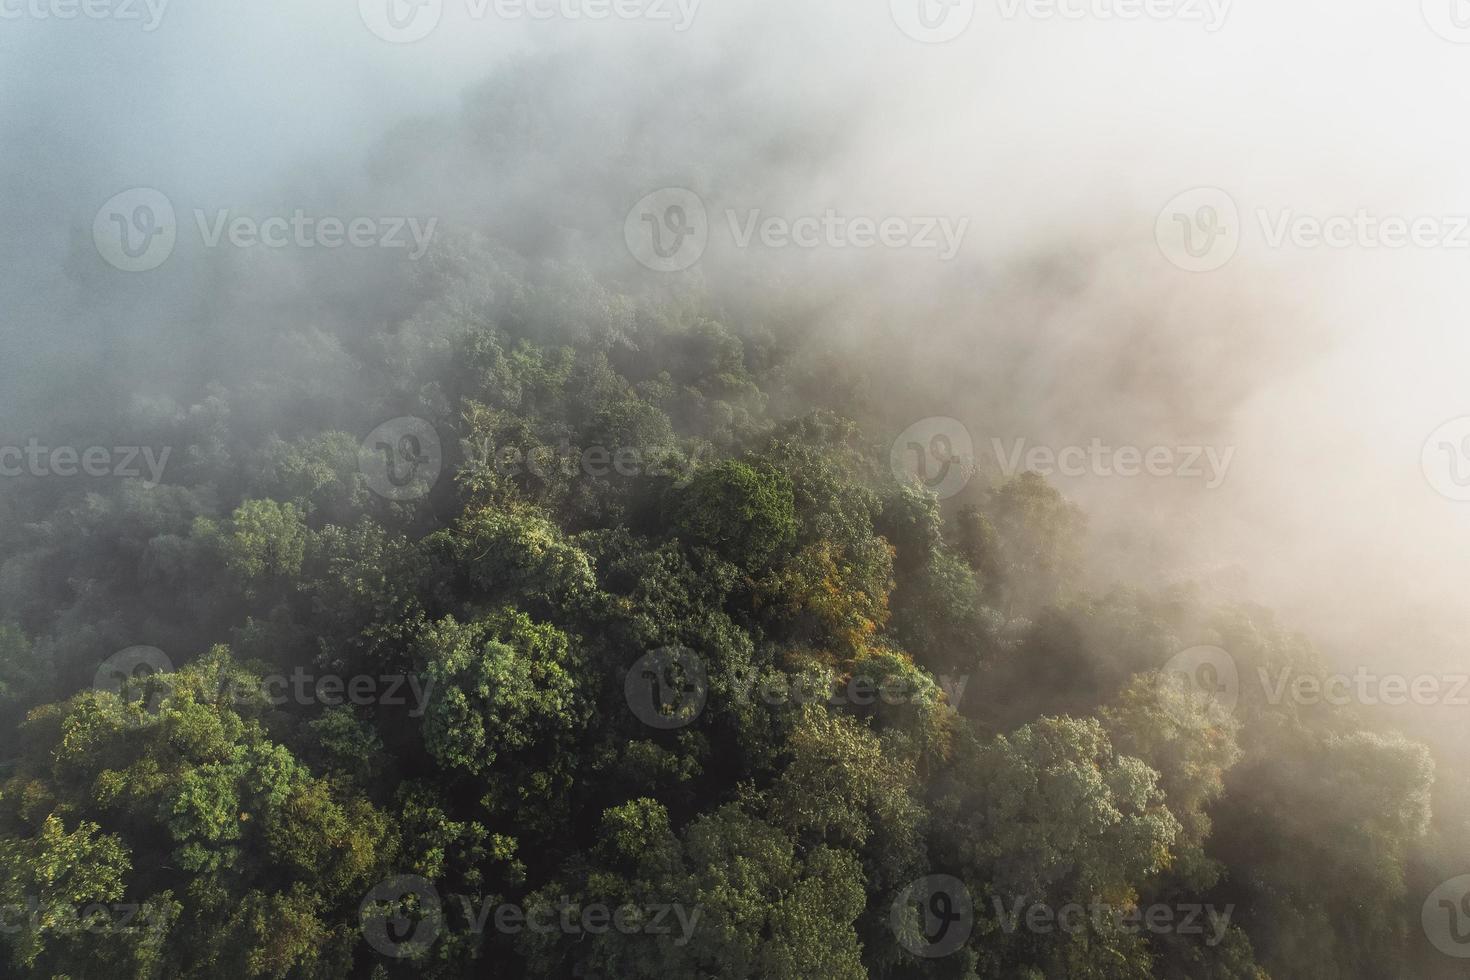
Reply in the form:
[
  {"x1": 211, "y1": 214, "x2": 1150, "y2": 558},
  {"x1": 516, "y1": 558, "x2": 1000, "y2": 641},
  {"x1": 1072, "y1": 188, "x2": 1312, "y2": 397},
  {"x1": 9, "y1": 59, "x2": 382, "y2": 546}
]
[
  {"x1": 673, "y1": 459, "x2": 796, "y2": 570},
  {"x1": 214, "y1": 499, "x2": 308, "y2": 592},
  {"x1": 416, "y1": 610, "x2": 588, "y2": 777}
]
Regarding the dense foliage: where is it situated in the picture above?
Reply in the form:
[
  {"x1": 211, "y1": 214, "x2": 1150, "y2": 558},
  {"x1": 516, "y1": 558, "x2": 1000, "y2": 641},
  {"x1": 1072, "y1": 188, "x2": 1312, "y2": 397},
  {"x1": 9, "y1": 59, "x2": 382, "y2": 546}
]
[{"x1": 0, "y1": 73, "x2": 1462, "y2": 980}]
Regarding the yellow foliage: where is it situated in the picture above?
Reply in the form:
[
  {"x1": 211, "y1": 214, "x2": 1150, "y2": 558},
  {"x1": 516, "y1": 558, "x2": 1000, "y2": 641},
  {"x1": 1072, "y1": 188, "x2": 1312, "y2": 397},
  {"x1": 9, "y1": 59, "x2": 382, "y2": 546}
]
[{"x1": 758, "y1": 540, "x2": 894, "y2": 665}]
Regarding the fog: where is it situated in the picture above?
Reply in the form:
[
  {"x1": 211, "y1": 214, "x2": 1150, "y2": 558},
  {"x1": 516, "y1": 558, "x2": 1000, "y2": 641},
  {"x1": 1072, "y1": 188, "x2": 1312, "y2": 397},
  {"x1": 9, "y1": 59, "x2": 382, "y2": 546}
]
[
  {"x1": 9, "y1": 3, "x2": 1470, "y2": 977},
  {"x1": 6, "y1": 0, "x2": 1470, "y2": 738}
]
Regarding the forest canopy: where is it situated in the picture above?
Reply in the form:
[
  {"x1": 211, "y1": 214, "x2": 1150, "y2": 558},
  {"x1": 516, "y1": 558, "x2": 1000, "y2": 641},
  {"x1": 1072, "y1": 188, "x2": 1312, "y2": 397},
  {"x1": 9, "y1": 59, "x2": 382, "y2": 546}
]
[{"x1": 0, "y1": 47, "x2": 1464, "y2": 980}]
